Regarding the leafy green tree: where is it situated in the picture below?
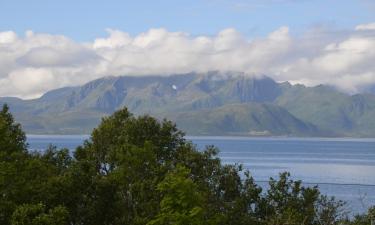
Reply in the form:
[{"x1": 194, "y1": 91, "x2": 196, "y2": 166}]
[
  {"x1": 79, "y1": 108, "x2": 184, "y2": 175},
  {"x1": 0, "y1": 105, "x2": 72, "y2": 225},
  {"x1": 11, "y1": 203, "x2": 68, "y2": 225},
  {"x1": 0, "y1": 104, "x2": 28, "y2": 225},
  {"x1": 148, "y1": 165, "x2": 206, "y2": 225},
  {"x1": 261, "y1": 172, "x2": 321, "y2": 224},
  {"x1": 70, "y1": 108, "x2": 186, "y2": 225},
  {"x1": 0, "y1": 104, "x2": 27, "y2": 157},
  {"x1": 315, "y1": 195, "x2": 347, "y2": 225}
]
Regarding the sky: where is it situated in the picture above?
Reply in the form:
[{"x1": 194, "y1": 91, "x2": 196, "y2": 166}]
[{"x1": 0, "y1": 0, "x2": 375, "y2": 98}]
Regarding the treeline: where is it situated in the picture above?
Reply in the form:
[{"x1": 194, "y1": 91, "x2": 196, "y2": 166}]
[{"x1": 0, "y1": 104, "x2": 374, "y2": 225}]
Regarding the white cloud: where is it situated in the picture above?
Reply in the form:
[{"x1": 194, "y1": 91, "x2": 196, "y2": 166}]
[
  {"x1": 93, "y1": 29, "x2": 132, "y2": 49},
  {"x1": 0, "y1": 23, "x2": 375, "y2": 99},
  {"x1": 0, "y1": 31, "x2": 17, "y2": 44},
  {"x1": 355, "y1": 22, "x2": 375, "y2": 30}
]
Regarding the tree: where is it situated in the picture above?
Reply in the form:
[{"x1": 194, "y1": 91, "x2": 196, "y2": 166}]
[
  {"x1": 0, "y1": 104, "x2": 28, "y2": 225},
  {"x1": 0, "y1": 104, "x2": 27, "y2": 159},
  {"x1": 78, "y1": 108, "x2": 185, "y2": 175},
  {"x1": 11, "y1": 203, "x2": 68, "y2": 225},
  {"x1": 147, "y1": 165, "x2": 207, "y2": 225},
  {"x1": 71, "y1": 108, "x2": 187, "y2": 224},
  {"x1": 0, "y1": 105, "x2": 72, "y2": 225}
]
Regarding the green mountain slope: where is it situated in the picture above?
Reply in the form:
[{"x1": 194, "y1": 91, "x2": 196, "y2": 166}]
[
  {"x1": 166, "y1": 103, "x2": 319, "y2": 136},
  {"x1": 276, "y1": 84, "x2": 375, "y2": 137},
  {"x1": 1, "y1": 71, "x2": 375, "y2": 136}
]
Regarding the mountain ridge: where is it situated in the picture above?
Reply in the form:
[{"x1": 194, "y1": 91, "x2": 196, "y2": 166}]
[{"x1": 1, "y1": 71, "x2": 375, "y2": 137}]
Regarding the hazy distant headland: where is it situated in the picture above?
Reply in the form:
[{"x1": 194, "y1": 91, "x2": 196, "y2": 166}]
[{"x1": 1, "y1": 71, "x2": 375, "y2": 137}]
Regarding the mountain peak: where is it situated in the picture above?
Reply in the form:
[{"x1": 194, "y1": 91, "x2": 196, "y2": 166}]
[{"x1": 1, "y1": 72, "x2": 375, "y2": 136}]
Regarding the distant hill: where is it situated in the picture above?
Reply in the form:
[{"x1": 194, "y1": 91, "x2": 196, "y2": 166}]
[
  {"x1": 1, "y1": 71, "x2": 375, "y2": 137},
  {"x1": 166, "y1": 103, "x2": 319, "y2": 136}
]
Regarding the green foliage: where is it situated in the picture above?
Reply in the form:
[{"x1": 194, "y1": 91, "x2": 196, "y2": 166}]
[
  {"x1": 0, "y1": 104, "x2": 373, "y2": 225},
  {"x1": 11, "y1": 203, "x2": 68, "y2": 225},
  {"x1": 343, "y1": 206, "x2": 375, "y2": 225},
  {"x1": 0, "y1": 104, "x2": 27, "y2": 157},
  {"x1": 0, "y1": 104, "x2": 28, "y2": 224},
  {"x1": 148, "y1": 165, "x2": 206, "y2": 225}
]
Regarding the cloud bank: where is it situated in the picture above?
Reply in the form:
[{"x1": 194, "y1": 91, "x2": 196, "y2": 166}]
[{"x1": 0, "y1": 24, "x2": 375, "y2": 99}]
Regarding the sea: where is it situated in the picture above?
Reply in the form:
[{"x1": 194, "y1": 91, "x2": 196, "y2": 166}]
[{"x1": 27, "y1": 135, "x2": 375, "y2": 215}]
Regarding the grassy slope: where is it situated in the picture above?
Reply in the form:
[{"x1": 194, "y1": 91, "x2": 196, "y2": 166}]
[{"x1": 165, "y1": 103, "x2": 319, "y2": 136}]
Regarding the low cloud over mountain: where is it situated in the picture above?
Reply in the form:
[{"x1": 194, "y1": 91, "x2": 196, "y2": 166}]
[
  {"x1": 2, "y1": 72, "x2": 375, "y2": 136},
  {"x1": 0, "y1": 23, "x2": 375, "y2": 98}
]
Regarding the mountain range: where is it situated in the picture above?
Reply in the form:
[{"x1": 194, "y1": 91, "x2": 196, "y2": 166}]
[{"x1": 1, "y1": 71, "x2": 375, "y2": 137}]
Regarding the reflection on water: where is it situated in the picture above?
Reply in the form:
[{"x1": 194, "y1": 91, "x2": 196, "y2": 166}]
[{"x1": 27, "y1": 135, "x2": 375, "y2": 214}]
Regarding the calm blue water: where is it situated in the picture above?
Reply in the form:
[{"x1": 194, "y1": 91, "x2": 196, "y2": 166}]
[{"x1": 27, "y1": 135, "x2": 375, "y2": 215}]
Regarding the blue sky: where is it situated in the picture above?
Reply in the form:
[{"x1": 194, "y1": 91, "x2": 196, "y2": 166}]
[{"x1": 1, "y1": 0, "x2": 374, "y2": 41}]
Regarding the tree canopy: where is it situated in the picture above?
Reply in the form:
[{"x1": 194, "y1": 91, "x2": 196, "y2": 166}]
[{"x1": 0, "y1": 104, "x2": 373, "y2": 225}]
